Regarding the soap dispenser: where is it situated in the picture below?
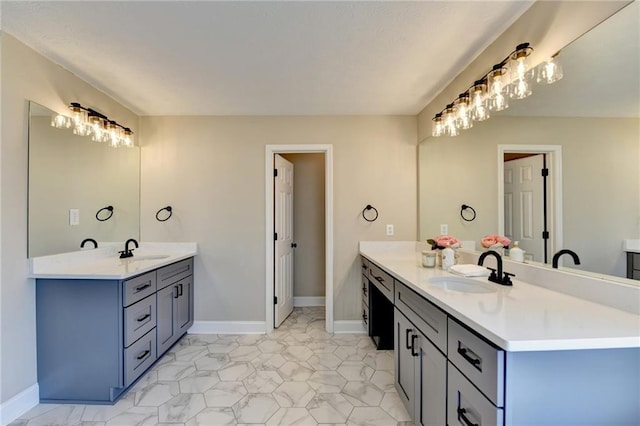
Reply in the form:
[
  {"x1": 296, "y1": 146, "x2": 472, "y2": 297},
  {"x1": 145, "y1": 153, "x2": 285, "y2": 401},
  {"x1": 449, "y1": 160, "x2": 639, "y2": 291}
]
[
  {"x1": 509, "y1": 241, "x2": 525, "y2": 262},
  {"x1": 442, "y1": 245, "x2": 456, "y2": 270}
]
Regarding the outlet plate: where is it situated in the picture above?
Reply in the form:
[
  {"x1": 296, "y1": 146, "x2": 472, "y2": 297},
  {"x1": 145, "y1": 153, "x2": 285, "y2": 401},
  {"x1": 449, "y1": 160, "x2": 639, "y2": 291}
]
[
  {"x1": 440, "y1": 224, "x2": 448, "y2": 235},
  {"x1": 69, "y1": 209, "x2": 80, "y2": 226},
  {"x1": 386, "y1": 224, "x2": 394, "y2": 236}
]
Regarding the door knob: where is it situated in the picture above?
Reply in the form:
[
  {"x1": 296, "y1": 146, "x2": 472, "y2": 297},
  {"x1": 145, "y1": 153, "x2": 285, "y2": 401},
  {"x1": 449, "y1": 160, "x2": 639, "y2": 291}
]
[{"x1": 291, "y1": 242, "x2": 298, "y2": 248}]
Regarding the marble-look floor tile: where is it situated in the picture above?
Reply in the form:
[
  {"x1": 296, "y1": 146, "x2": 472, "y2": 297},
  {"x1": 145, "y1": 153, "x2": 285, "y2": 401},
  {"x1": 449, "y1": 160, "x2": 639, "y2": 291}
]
[
  {"x1": 306, "y1": 393, "x2": 354, "y2": 423},
  {"x1": 379, "y1": 392, "x2": 412, "y2": 422},
  {"x1": 272, "y1": 382, "x2": 316, "y2": 407},
  {"x1": 184, "y1": 407, "x2": 236, "y2": 426},
  {"x1": 158, "y1": 394, "x2": 206, "y2": 423},
  {"x1": 134, "y1": 381, "x2": 180, "y2": 407},
  {"x1": 17, "y1": 405, "x2": 84, "y2": 426},
  {"x1": 307, "y1": 353, "x2": 343, "y2": 371},
  {"x1": 282, "y1": 345, "x2": 314, "y2": 362},
  {"x1": 242, "y1": 370, "x2": 284, "y2": 394},
  {"x1": 307, "y1": 371, "x2": 347, "y2": 393},
  {"x1": 337, "y1": 361, "x2": 375, "y2": 382},
  {"x1": 207, "y1": 341, "x2": 239, "y2": 354},
  {"x1": 104, "y1": 406, "x2": 158, "y2": 426},
  {"x1": 81, "y1": 393, "x2": 135, "y2": 422},
  {"x1": 251, "y1": 353, "x2": 287, "y2": 370},
  {"x1": 232, "y1": 394, "x2": 280, "y2": 423},
  {"x1": 218, "y1": 361, "x2": 256, "y2": 381},
  {"x1": 341, "y1": 381, "x2": 385, "y2": 407},
  {"x1": 156, "y1": 361, "x2": 197, "y2": 382},
  {"x1": 178, "y1": 370, "x2": 220, "y2": 393},
  {"x1": 347, "y1": 406, "x2": 399, "y2": 426},
  {"x1": 203, "y1": 381, "x2": 247, "y2": 407},
  {"x1": 194, "y1": 353, "x2": 231, "y2": 371},
  {"x1": 277, "y1": 361, "x2": 315, "y2": 381},
  {"x1": 266, "y1": 407, "x2": 318, "y2": 425},
  {"x1": 257, "y1": 339, "x2": 286, "y2": 354},
  {"x1": 370, "y1": 370, "x2": 395, "y2": 392},
  {"x1": 229, "y1": 345, "x2": 262, "y2": 361}
]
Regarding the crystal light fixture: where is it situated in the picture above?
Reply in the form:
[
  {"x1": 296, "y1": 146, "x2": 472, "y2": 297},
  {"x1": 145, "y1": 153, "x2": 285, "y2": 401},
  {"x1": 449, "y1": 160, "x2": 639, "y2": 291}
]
[
  {"x1": 430, "y1": 42, "x2": 564, "y2": 138},
  {"x1": 509, "y1": 43, "x2": 534, "y2": 99},
  {"x1": 50, "y1": 103, "x2": 134, "y2": 148},
  {"x1": 537, "y1": 52, "x2": 563, "y2": 84}
]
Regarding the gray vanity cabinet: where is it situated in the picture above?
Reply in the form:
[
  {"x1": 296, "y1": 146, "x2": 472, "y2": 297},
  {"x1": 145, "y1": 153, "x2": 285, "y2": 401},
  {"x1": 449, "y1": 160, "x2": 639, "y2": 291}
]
[{"x1": 35, "y1": 257, "x2": 194, "y2": 404}]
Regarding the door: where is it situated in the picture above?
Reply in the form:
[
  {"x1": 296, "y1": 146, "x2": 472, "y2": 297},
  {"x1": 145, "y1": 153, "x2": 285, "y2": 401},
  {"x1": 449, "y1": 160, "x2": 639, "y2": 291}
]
[
  {"x1": 394, "y1": 308, "x2": 415, "y2": 416},
  {"x1": 274, "y1": 154, "x2": 294, "y2": 327},
  {"x1": 416, "y1": 329, "x2": 447, "y2": 426},
  {"x1": 156, "y1": 284, "x2": 177, "y2": 354},
  {"x1": 504, "y1": 154, "x2": 545, "y2": 262},
  {"x1": 176, "y1": 276, "x2": 192, "y2": 335}
]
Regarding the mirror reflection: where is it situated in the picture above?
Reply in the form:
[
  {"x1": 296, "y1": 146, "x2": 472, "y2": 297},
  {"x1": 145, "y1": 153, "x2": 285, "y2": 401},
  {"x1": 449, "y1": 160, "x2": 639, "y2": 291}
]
[
  {"x1": 419, "y1": 2, "x2": 639, "y2": 281},
  {"x1": 28, "y1": 102, "x2": 140, "y2": 257}
]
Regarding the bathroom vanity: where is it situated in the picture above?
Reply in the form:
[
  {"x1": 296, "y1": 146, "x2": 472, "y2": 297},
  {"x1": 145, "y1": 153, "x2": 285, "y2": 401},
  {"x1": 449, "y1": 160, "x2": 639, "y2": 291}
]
[
  {"x1": 31, "y1": 243, "x2": 196, "y2": 404},
  {"x1": 360, "y1": 242, "x2": 640, "y2": 426}
]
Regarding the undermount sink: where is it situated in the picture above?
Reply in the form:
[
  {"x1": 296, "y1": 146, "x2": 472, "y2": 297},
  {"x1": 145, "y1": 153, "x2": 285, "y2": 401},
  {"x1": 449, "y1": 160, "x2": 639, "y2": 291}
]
[
  {"x1": 428, "y1": 276, "x2": 497, "y2": 293},
  {"x1": 129, "y1": 254, "x2": 170, "y2": 261}
]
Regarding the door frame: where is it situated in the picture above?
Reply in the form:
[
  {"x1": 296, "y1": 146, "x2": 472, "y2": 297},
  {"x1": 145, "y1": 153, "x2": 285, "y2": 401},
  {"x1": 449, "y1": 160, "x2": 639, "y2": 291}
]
[
  {"x1": 497, "y1": 144, "x2": 563, "y2": 260},
  {"x1": 265, "y1": 144, "x2": 334, "y2": 333}
]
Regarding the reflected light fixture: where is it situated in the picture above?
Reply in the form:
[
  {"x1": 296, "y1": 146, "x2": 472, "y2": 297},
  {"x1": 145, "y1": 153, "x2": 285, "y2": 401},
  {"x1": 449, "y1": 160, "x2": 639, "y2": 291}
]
[
  {"x1": 431, "y1": 42, "x2": 564, "y2": 138},
  {"x1": 51, "y1": 103, "x2": 134, "y2": 148}
]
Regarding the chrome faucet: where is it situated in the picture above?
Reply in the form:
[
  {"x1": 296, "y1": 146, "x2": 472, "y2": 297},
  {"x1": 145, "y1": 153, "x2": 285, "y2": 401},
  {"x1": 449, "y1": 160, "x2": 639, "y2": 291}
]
[
  {"x1": 80, "y1": 238, "x2": 98, "y2": 249},
  {"x1": 478, "y1": 250, "x2": 514, "y2": 286},
  {"x1": 119, "y1": 238, "x2": 139, "y2": 259},
  {"x1": 552, "y1": 249, "x2": 581, "y2": 268}
]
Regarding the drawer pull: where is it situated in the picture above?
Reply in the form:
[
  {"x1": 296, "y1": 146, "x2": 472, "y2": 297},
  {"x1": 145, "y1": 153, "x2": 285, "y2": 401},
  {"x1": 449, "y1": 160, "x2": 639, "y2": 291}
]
[
  {"x1": 135, "y1": 283, "x2": 151, "y2": 292},
  {"x1": 362, "y1": 312, "x2": 368, "y2": 321},
  {"x1": 405, "y1": 328, "x2": 413, "y2": 350},
  {"x1": 136, "y1": 349, "x2": 150, "y2": 360},
  {"x1": 457, "y1": 408, "x2": 479, "y2": 426},
  {"x1": 458, "y1": 346, "x2": 482, "y2": 370},
  {"x1": 362, "y1": 285, "x2": 367, "y2": 295},
  {"x1": 136, "y1": 313, "x2": 151, "y2": 322},
  {"x1": 178, "y1": 283, "x2": 183, "y2": 296},
  {"x1": 362, "y1": 264, "x2": 368, "y2": 271},
  {"x1": 174, "y1": 285, "x2": 179, "y2": 299},
  {"x1": 411, "y1": 334, "x2": 418, "y2": 356}
]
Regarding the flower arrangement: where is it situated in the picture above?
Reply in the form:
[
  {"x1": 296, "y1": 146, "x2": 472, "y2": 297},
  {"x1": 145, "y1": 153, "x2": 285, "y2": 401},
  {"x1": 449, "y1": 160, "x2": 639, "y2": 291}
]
[
  {"x1": 427, "y1": 235, "x2": 460, "y2": 250},
  {"x1": 481, "y1": 234, "x2": 511, "y2": 249}
]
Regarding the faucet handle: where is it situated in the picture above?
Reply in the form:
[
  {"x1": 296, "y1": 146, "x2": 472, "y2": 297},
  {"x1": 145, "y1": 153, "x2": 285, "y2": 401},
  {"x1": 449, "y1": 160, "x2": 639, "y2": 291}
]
[
  {"x1": 486, "y1": 267, "x2": 498, "y2": 281},
  {"x1": 502, "y1": 272, "x2": 515, "y2": 286}
]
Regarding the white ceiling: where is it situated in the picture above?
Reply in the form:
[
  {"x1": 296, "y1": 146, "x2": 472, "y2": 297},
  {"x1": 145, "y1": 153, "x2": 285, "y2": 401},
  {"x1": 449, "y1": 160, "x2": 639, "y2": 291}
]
[{"x1": 1, "y1": 1, "x2": 533, "y2": 116}]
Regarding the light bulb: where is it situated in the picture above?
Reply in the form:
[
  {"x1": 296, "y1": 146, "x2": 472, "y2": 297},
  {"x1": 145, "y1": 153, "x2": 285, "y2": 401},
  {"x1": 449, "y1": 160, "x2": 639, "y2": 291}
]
[
  {"x1": 432, "y1": 113, "x2": 444, "y2": 137},
  {"x1": 470, "y1": 80, "x2": 490, "y2": 121},
  {"x1": 509, "y1": 43, "x2": 534, "y2": 99},
  {"x1": 123, "y1": 128, "x2": 134, "y2": 147},
  {"x1": 51, "y1": 114, "x2": 70, "y2": 129},
  {"x1": 68, "y1": 103, "x2": 91, "y2": 136},
  {"x1": 488, "y1": 64, "x2": 509, "y2": 111},
  {"x1": 454, "y1": 93, "x2": 473, "y2": 130},
  {"x1": 537, "y1": 54, "x2": 563, "y2": 84},
  {"x1": 443, "y1": 104, "x2": 459, "y2": 137},
  {"x1": 89, "y1": 114, "x2": 106, "y2": 142}
]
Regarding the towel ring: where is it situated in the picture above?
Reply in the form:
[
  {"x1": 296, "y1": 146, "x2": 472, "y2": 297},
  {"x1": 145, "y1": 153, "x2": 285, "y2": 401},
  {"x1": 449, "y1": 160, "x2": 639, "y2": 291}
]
[
  {"x1": 362, "y1": 204, "x2": 379, "y2": 222},
  {"x1": 96, "y1": 205, "x2": 114, "y2": 222},
  {"x1": 460, "y1": 204, "x2": 476, "y2": 222},
  {"x1": 156, "y1": 206, "x2": 173, "y2": 222}
]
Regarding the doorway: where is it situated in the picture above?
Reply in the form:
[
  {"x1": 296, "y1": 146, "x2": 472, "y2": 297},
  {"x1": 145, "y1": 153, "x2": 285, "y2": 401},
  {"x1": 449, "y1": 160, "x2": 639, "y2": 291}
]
[
  {"x1": 498, "y1": 145, "x2": 563, "y2": 263},
  {"x1": 265, "y1": 145, "x2": 334, "y2": 333}
]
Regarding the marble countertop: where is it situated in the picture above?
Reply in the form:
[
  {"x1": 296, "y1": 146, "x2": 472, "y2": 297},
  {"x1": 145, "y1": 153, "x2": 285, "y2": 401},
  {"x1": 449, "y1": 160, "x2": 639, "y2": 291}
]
[
  {"x1": 29, "y1": 242, "x2": 198, "y2": 279},
  {"x1": 623, "y1": 239, "x2": 640, "y2": 253},
  {"x1": 360, "y1": 242, "x2": 640, "y2": 352}
]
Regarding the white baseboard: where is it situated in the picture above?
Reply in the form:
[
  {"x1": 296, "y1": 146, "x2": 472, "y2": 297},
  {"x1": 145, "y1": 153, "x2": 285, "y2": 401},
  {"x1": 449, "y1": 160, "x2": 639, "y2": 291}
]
[
  {"x1": 333, "y1": 320, "x2": 366, "y2": 334},
  {"x1": 189, "y1": 321, "x2": 266, "y2": 334},
  {"x1": 293, "y1": 297, "x2": 325, "y2": 307},
  {"x1": 1, "y1": 383, "x2": 39, "y2": 426}
]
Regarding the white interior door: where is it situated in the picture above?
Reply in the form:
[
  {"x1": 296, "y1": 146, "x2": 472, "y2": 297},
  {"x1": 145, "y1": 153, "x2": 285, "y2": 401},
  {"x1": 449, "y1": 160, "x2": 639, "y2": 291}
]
[
  {"x1": 274, "y1": 154, "x2": 294, "y2": 327},
  {"x1": 504, "y1": 154, "x2": 545, "y2": 262}
]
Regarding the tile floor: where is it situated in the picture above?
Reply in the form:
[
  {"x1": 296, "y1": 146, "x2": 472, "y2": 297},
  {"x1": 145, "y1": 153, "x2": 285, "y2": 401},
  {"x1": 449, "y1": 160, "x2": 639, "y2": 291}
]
[{"x1": 11, "y1": 307, "x2": 412, "y2": 425}]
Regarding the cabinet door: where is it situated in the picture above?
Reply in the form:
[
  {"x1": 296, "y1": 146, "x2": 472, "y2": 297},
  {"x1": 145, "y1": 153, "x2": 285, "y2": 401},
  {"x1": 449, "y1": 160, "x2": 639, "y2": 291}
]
[
  {"x1": 157, "y1": 283, "x2": 178, "y2": 354},
  {"x1": 415, "y1": 329, "x2": 447, "y2": 426},
  {"x1": 394, "y1": 308, "x2": 415, "y2": 416},
  {"x1": 176, "y1": 276, "x2": 193, "y2": 335}
]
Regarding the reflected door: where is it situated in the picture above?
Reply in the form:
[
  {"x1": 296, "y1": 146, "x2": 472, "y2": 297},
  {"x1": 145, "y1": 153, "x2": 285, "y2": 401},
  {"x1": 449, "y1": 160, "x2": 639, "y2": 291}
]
[
  {"x1": 274, "y1": 154, "x2": 294, "y2": 327},
  {"x1": 504, "y1": 154, "x2": 546, "y2": 262}
]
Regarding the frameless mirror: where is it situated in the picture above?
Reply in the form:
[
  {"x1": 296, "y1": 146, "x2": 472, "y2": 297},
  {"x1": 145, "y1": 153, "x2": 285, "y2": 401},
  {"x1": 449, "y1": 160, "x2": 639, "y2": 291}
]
[
  {"x1": 28, "y1": 102, "x2": 140, "y2": 257},
  {"x1": 419, "y1": 2, "x2": 639, "y2": 282}
]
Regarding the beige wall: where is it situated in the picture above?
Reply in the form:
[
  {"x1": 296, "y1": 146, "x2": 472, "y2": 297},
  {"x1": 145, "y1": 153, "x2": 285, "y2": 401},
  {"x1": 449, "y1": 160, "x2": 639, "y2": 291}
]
[
  {"x1": 281, "y1": 153, "x2": 325, "y2": 299},
  {"x1": 139, "y1": 116, "x2": 417, "y2": 322},
  {"x1": 0, "y1": 33, "x2": 139, "y2": 404},
  {"x1": 419, "y1": 116, "x2": 640, "y2": 277}
]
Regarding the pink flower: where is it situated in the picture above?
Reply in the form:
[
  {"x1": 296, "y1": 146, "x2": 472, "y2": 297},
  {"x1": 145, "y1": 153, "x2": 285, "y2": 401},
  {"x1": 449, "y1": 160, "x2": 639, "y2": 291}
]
[
  {"x1": 481, "y1": 234, "x2": 510, "y2": 248},
  {"x1": 435, "y1": 235, "x2": 459, "y2": 248}
]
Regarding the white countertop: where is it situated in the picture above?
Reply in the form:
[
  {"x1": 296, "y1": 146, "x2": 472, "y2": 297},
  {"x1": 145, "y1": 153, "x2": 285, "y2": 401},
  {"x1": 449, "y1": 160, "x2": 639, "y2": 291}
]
[
  {"x1": 30, "y1": 242, "x2": 198, "y2": 279},
  {"x1": 624, "y1": 239, "x2": 640, "y2": 253},
  {"x1": 360, "y1": 242, "x2": 640, "y2": 352}
]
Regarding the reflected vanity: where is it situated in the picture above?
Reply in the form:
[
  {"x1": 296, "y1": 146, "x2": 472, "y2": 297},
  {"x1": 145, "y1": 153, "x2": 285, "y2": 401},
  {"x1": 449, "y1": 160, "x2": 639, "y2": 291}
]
[{"x1": 418, "y1": 2, "x2": 639, "y2": 282}]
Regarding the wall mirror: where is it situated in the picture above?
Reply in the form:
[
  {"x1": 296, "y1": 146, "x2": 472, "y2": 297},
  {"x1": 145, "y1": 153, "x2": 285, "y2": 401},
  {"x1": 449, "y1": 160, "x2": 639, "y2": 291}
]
[
  {"x1": 419, "y1": 2, "x2": 639, "y2": 282},
  {"x1": 28, "y1": 102, "x2": 140, "y2": 257}
]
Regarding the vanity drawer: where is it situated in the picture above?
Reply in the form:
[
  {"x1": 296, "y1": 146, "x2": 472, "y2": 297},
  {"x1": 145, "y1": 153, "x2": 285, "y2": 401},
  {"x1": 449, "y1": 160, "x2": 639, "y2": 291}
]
[
  {"x1": 157, "y1": 258, "x2": 193, "y2": 290},
  {"x1": 361, "y1": 257, "x2": 370, "y2": 277},
  {"x1": 368, "y1": 262, "x2": 394, "y2": 301},
  {"x1": 395, "y1": 281, "x2": 447, "y2": 353},
  {"x1": 448, "y1": 362, "x2": 504, "y2": 426},
  {"x1": 123, "y1": 272, "x2": 157, "y2": 307},
  {"x1": 124, "y1": 294, "x2": 157, "y2": 347},
  {"x1": 124, "y1": 328, "x2": 157, "y2": 387},
  {"x1": 448, "y1": 318, "x2": 504, "y2": 407}
]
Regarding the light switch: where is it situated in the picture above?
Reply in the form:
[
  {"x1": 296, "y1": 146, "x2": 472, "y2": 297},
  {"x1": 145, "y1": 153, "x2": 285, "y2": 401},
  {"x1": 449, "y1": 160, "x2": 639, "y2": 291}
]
[{"x1": 69, "y1": 209, "x2": 80, "y2": 226}]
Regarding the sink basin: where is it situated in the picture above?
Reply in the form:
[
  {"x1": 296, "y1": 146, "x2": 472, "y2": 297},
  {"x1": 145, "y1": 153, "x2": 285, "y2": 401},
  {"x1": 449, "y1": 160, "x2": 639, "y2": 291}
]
[
  {"x1": 428, "y1": 276, "x2": 496, "y2": 293},
  {"x1": 130, "y1": 254, "x2": 170, "y2": 261}
]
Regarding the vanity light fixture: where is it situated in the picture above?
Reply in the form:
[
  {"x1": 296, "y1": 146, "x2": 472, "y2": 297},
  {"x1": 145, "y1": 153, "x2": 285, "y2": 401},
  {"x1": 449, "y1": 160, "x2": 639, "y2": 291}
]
[
  {"x1": 431, "y1": 43, "x2": 564, "y2": 138},
  {"x1": 51, "y1": 102, "x2": 134, "y2": 148}
]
